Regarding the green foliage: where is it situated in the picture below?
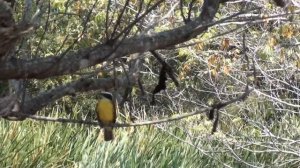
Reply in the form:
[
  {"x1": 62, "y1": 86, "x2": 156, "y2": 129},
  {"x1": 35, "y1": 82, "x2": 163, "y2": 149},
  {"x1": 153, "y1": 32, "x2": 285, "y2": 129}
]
[
  {"x1": 3, "y1": 0, "x2": 300, "y2": 167},
  {"x1": 1, "y1": 103, "x2": 300, "y2": 167}
]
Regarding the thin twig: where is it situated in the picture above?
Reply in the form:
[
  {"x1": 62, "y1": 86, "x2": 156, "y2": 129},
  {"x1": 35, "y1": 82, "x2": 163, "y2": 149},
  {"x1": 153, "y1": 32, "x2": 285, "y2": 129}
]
[{"x1": 25, "y1": 107, "x2": 209, "y2": 127}]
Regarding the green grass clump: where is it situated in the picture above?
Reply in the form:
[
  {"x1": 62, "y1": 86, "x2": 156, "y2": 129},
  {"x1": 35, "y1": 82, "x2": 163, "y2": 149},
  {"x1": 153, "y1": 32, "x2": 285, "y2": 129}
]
[
  {"x1": 0, "y1": 118, "x2": 212, "y2": 167},
  {"x1": 1, "y1": 107, "x2": 300, "y2": 167}
]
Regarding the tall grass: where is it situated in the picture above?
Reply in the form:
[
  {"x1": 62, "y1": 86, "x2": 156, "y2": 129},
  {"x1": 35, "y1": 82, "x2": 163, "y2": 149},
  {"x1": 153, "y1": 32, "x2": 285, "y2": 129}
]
[{"x1": 1, "y1": 102, "x2": 300, "y2": 167}]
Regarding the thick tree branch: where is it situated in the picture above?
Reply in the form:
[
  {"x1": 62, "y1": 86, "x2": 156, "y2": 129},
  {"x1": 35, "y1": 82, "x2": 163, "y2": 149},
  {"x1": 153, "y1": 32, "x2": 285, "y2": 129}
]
[
  {"x1": 0, "y1": 0, "x2": 222, "y2": 80},
  {"x1": 22, "y1": 74, "x2": 137, "y2": 115}
]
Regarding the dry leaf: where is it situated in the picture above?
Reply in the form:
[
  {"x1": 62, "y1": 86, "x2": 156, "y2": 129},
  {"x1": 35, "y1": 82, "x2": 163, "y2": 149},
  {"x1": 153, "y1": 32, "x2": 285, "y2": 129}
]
[
  {"x1": 221, "y1": 38, "x2": 230, "y2": 51},
  {"x1": 268, "y1": 36, "x2": 277, "y2": 47},
  {"x1": 223, "y1": 65, "x2": 231, "y2": 75},
  {"x1": 281, "y1": 24, "x2": 294, "y2": 39}
]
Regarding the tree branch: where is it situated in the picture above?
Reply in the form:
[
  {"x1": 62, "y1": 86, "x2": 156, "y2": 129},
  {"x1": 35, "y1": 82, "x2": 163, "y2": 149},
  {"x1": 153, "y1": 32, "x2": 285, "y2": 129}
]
[
  {"x1": 23, "y1": 74, "x2": 137, "y2": 115},
  {"x1": 25, "y1": 107, "x2": 210, "y2": 127},
  {"x1": 0, "y1": 0, "x2": 223, "y2": 80}
]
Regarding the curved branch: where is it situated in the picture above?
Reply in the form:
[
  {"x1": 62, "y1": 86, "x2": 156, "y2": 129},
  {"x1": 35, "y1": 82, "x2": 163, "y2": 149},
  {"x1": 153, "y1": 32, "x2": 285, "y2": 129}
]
[
  {"x1": 23, "y1": 74, "x2": 137, "y2": 114},
  {"x1": 0, "y1": 0, "x2": 222, "y2": 80}
]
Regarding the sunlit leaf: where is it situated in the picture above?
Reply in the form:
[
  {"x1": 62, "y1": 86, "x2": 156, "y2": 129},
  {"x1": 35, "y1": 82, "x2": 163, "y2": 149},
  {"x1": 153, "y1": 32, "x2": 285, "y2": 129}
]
[
  {"x1": 195, "y1": 42, "x2": 204, "y2": 51},
  {"x1": 223, "y1": 65, "x2": 231, "y2": 75},
  {"x1": 208, "y1": 54, "x2": 218, "y2": 69},
  {"x1": 211, "y1": 69, "x2": 218, "y2": 78},
  {"x1": 268, "y1": 36, "x2": 278, "y2": 47},
  {"x1": 295, "y1": 59, "x2": 300, "y2": 68}
]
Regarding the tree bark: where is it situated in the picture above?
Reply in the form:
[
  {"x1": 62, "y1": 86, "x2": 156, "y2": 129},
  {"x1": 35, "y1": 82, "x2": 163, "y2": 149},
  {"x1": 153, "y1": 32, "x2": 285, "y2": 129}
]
[{"x1": 0, "y1": 0, "x2": 221, "y2": 80}]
